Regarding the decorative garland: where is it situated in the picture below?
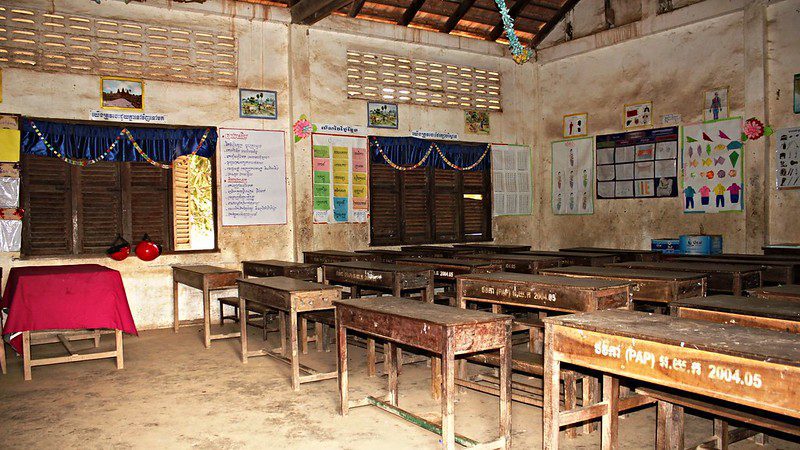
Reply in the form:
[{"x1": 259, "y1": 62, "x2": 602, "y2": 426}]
[
  {"x1": 123, "y1": 127, "x2": 210, "y2": 169},
  {"x1": 494, "y1": 0, "x2": 533, "y2": 65},
  {"x1": 371, "y1": 138, "x2": 489, "y2": 172}
]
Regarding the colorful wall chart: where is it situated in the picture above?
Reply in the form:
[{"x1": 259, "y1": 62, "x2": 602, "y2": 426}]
[
  {"x1": 220, "y1": 128, "x2": 287, "y2": 225},
  {"x1": 681, "y1": 117, "x2": 744, "y2": 213},
  {"x1": 596, "y1": 126, "x2": 679, "y2": 199},
  {"x1": 776, "y1": 126, "x2": 800, "y2": 189},
  {"x1": 552, "y1": 137, "x2": 593, "y2": 215},
  {"x1": 491, "y1": 144, "x2": 531, "y2": 216},
  {"x1": 312, "y1": 133, "x2": 369, "y2": 223}
]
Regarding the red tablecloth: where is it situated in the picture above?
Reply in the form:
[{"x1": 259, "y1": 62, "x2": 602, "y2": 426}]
[{"x1": 1, "y1": 264, "x2": 138, "y2": 353}]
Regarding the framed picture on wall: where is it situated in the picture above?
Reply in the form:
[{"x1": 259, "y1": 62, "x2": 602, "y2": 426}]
[
  {"x1": 465, "y1": 110, "x2": 490, "y2": 134},
  {"x1": 794, "y1": 74, "x2": 800, "y2": 114},
  {"x1": 239, "y1": 89, "x2": 277, "y2": 119},
  {"x1": 367, "y1": 102, "x2": 398, "y2": 129},
  {"x1": 563, "y1": 112, "x2": 588, "y2": 138},
  {"x1": 101, "y1": 76, "x2": 144, "y2": 111},
  {"x1": 623, "y1": 101, "x2": 652, "y2": 130},
  {"x1": 703, "y1": 87, "x2": 728, "y2": 121}
]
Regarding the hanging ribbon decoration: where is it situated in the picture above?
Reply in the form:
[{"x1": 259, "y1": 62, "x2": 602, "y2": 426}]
[
  {"x1": 123, "y1": 128, "x2": 211, "y2": 170},
  {"x1": 371, "y1": 138, "x2": 489, "y2": 172},
  {"x1": 494, "y1": 0, "x2": 533, "y2": 65}
]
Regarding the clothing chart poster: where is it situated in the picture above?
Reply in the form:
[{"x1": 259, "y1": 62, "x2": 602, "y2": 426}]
[
  {"x1": 552, "y1": 137, "x2": 593, "y2": 215},
  {"x1": 681, "y1": 117, "x2": 743, "y2": 213},
  {"x1": 220, "y1": 128, "x2": 287, "y2": 226},
  {"x1": 776, "y1": 127, "x2": 800, "y2": 189},
  {"x1": 596, "y1": 126, "x2": 679, "y2": 199},
  {"x1": 311, "y1": 133, "x2": 369, "y2": 223},
  {"x1": 491, "y1": 144, "x2": 532, "y2": 216}
]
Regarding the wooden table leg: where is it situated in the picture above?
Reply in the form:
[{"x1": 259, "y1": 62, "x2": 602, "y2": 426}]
[
  {"x1": 0, "y1": 312, "x2": 6, "y2": 375},
  {"x1": 94, "y1": 330, "x2": 101, "y2": 348},
  {"x1": 240, "y1": 296, "x2": 248, "y2": 364},
  {"x1": 431, "y1": 357, "x2": 442, "y2": 400},
  {"x1": 583, "y1": 376, "x2": 600, "y2": 434},
  {"x1": 173, "y1": 279, "x2": 180, "y2": 333},
  {"x1": 337, "y1": 310, "x2": 349, "y2": 416},
  {"x1": 565, "y1": 371, "x2": 578, "y2": 438},
  {"x1": 656, "y1": 401, "x2": 684, "y2": 450},
  {"x1": 713, "y1": 418, "x2": 729, "y2": 449},
  {"x1": 441, "y1": 342, "x2": 456, "y2": 450},
  {"x1": 424, "y1": 277, "x2": 434, "y2": 304},
  {"x1": 543, "y1": 325, "x2": 560, "y2": 450},
  {"x1": 279, "y1": 311, "x2": 287, "y2": 356},
  {"x1": 202, "y1": 284, "x2": 211, "y2": 349},
  {"x1": 289, "y1": 309, "x2": 300, "y2": 391},
  {"x1": 300, "y1": 317, "x2": 309, "y2": 355},
  {"x1": 367, "y1": 338, "x2": 377, "y2": 377},
  {"x1": 601, "y1": 374, "x2": 620, "y2": 450},
  {"x1": 499, "y1": 326, "x2": 512, "y2": 449},
  {"x1": 115, "y1": 329, "x2": 124, "y2": 370},
  {"x1": 388, "y1": 342, "x2": 399, "y2": 406},
  {"x1": 23, "y1": 331, "x2": 31, "y2": 381},
  {"x1": 315, "y1": 322, "x2": 324, "y2": 352}
]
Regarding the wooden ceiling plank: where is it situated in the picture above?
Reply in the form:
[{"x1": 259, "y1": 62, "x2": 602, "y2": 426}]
[
  {"x1": 398, "y1": 0, "x2": 427, "y2": 26},
  {"x1": 485, "y1": 0, "x2": 531, "y2": 41},
  {"x1": 529, "y1": 0, "x2": 580, "y2": 47},
  {"x1": 291, "y1": 0, "x2": 353, "y2": 24},
  {"x1": 441, "y1": 0, "x2": 478, "y2": 33},
  {"x1": 349, "y1": 0, "x2": 367, "y2": 16}
]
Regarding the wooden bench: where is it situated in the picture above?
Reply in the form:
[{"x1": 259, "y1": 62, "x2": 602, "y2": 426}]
[{"x1": 218, "y1": 296, "x2": 274, "y2": 340}]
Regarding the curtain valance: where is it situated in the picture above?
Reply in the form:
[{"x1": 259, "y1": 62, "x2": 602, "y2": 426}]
[{"x1": 369, "y1": 136, "x2": 490, "y2": 171}]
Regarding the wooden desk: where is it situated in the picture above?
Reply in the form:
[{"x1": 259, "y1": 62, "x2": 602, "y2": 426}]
[
  {"x1": 242, "y1": 260, "x2": 319, "y2": 281},
  {"x1": 543, "y1": 310, "x2": 800, "y2": 449},
  {"x1": 671, "y1": 295, "x2": 800, "y2": 333},
  {"x1": 335, "y1": 297, "x2": 512, "y2": 450},
  {"x1": 172, "y1": 265, "x2": 241, "y2": 348},
  {"x1": 463, "y1": 253, "x2": 565, "y2": 274},
  {"x1": 355, "y1": 249, "x2": 407, "y2": 263},
  {"x1": 396, "y1": 257, "x2": 500, "y2": 285},
  {"x1": 452, "y1": 243, "x2": 532, "y2": 254},
  {"x1": 674, "y1": 256, "x2": 796, "y2": 285},
  {"x1": 607, "y1": 261, "x2": 762, "y2": 296},
  {"x1": 750, "y1": 284, "x2": 800, "y2": 302},
  {"x1": 540, "y1": 266, "x2": 706, "y2": 307},
  {"x1": 237, "y1": 277, "x2": 341, "y2": 390},
  {"x1": 400, "y1": 245, "x2": 475, "y2": 258},
  {"x1": 763, "y1": 244, "x2": 800, "y2": 256},
  {"x1": 514, "y1": 250, "x2": 620, "y2": 267},
  {"x1": 561, "y1": 247, "x2": 662, "y2": 262},
  {"x1": 303, "y1": 250, "x2": 377, "y2": 264}
]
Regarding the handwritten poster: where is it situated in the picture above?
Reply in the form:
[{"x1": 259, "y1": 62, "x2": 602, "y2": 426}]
[
  {"x1": 220, "y1": 128, "x2": 287, "y2": 225},
  {"x1": 596, "y1": 126, "x2": 679, "y2": 199},
  {"x1": 312, "y1": 133, "x2": 369, "y2": 223},
  {"x1": 491, "y1": 144, "x2": 531, "y2": 216},
  {"x1": 776, "y1": 127, "x2": 800, "y2": 189},
  {"x1": 681, "y1": 118, "x2": 743, "y2": 213},
  {"x1": 552, "y1": 137, "x2": 593, "y2": 215}
]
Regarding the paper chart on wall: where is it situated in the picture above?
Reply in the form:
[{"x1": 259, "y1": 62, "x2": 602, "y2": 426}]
[
  {"x1": 681, "y1": 117, "x2": 743, "y2": 213},
  {"x1": 552, "y1": 137, "x2": 593, "y2": 215},
  {"x1": 595, "y1": 126, "x2": 679, "y2": 200},
  {"x1": 312, "y1": 133, "x2": 369, "y2": 223},
  {"x1": 220, "y1": 128, "x2": 287, "y2": 226},
  {"x1": 776, "y1": 127, "x2": 800, "y2": 189},
  {"x1": 491, "y1": 144, "x2": 531, "y2": 216}
]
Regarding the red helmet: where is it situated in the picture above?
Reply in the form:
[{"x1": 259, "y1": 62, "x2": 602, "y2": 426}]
[
  {"x1": 135, "y1": 234, "x2": 162, "y2": 261},
  {"x1": 107, "y1": 235, "x2": 131, "y2": 261}
]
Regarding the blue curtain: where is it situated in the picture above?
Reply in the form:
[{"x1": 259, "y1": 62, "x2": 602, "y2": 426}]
[
  {"x1": 21, "y1": 119, "x2": 217, "y2": 163},
  {"x1": 370, "y1": 136, "x2": 490, "y2": 171}
]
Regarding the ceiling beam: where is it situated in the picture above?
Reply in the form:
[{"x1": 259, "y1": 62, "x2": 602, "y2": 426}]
[
  {"x1": 397, "y1": 0, "x2": 427, "y2": 26},
  {"x1": 529, "y1": 1, "x2": 560, "y2": 11},
  {"x1": 291, "y1": 0, "x2": 352, "y2": 24},
  {"x1": 485, "y1": 0, "x2": 531, "y2": 41},
  {"x1": 440, "y1": 0, "x2": 477, "y2": 33},
  {"x1": 529, "y1": 0, "x2": 580, "y2": 47},
  {"x1": 349, "y1": 0, "x2": 367, "y2": 17}
]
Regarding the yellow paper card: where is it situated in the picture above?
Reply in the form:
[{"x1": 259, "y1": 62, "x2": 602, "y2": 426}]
[
  {"x1": 0, "y1": 129, "x2": 20, "y2": 162},
  {"x1": 333, "y1": 184, "x2": 348, "y2": 197},
  {"x1": 352, "y1": 184, "x2": 367, "y2": 198},
  {"x1": 352, "y1": 172, "x2": 367, "y2": 185}
]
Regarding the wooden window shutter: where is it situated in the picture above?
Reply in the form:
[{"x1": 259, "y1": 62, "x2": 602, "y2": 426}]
[
  {"x1": 400, "y1": 168, "x2": 431, "y2": 244},
  {"x1": 77, "y1": 162, "x2": 123, "y2": 254},
  {"x1": 433, "y1": 168, "x2": 459, "y2": 242},
  {"x1": 128, "y1": 162, "x2": 172, "y2": 251},
  {"x1": 461, "y1": 169, "x2": 490, "y2": 241},
  {"x1": 369, "y1": 163, "x2": 401, "y2": 246},
  {"x1": 21, "y1": 155, "x2": 73, "y2": 256},
  {"x1": 172, "y1": 156, "x2": 191, "y2": 250}
]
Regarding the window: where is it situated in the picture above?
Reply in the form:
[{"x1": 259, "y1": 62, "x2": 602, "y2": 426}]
[
  {"x1": 20, "y1": 154, "x2": 215, "y2": 257},
  {"x1": 369, "y1": 163, "x2": 492, "y2": 246}
]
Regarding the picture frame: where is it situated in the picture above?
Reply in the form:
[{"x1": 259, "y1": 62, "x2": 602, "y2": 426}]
[
  {"x1": 239, "y1": 89, "x2": 277, "y2": 119},
  {"x1": 465, "y1": 110, "x2": 490, "y2": 134},
  {"x1": 623, "y1": 101, "x2": 652, "y2": 130},
  {"x1": 100, "y1": 76, "x2": 144, "y2": 111},
  {"x1": 794, "y1": 74, "x2": 800, "y2": 114},
  {"x1": 562, "y1": 112, "x2": 588, "y2": 138},
  {"x1": 703, "y1": 87, "x2": 729, "y2": 121},
  {"x1": 367, "y1": 102, "x2": 398, "y2": 129}
]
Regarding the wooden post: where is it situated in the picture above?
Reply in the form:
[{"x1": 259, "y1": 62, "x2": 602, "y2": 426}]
[
  {"x1": 543, "y1": 323, "x2": 560, "y2": 450},
  {"x1": 240, "y1": 295, "x2": 248, "y2": 364},
  {"x1": 23, "y1": 331, "x2": 31, "y2": 381},
  {"x1": 499, "y1": 322, "x2": 512, "y2": 449},
  {"x1": 601, "y1": 374, "x2": 620, "y2": 450},
  {"x1": 173, "y1": 279, "x2": 180, "y2": 333},
  {"x1": 336, "y1": 308, "x2": 349, "y2": 416},
  {"x1": 388, "y1": 342, "x2": 399, "y2": 406},
  {"x1": 202, "y1": 281, "x2": 211, "y2": 349},
  {"x1": 289, "y1": 309, "x2": 300, "y2": 391},
  {"x1": 656, "y1": 401, "x2": 684, "y2": 450},
  {"x1": 441, "y1": 336, "x2": 456, "y2": 450},
  {"x1": 115, "y1": 329, "x2": 124, "y2": 370}
]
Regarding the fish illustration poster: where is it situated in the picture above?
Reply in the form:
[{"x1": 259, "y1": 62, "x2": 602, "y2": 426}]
[
  {"x1": 681, "y1": 117, "x2": 743, "y2": 213},
  {"x1": 552, "y1": 137, "x2": 593, "y2": 215}
]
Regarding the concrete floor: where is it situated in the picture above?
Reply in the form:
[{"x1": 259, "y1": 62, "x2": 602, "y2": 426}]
[{"x1": 1, "y1": 322, "x2": 798, "y2": 449}]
